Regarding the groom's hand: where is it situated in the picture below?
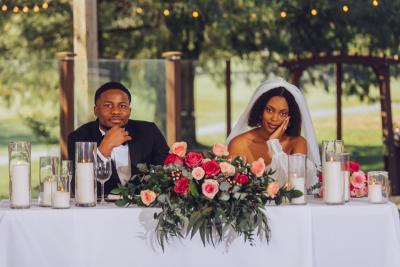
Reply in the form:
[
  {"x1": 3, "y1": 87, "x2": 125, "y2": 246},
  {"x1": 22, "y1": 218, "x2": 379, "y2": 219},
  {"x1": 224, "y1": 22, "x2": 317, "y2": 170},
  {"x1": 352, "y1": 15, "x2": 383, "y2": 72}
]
[
  {"x1": 269, "y1": 117, "x2": 290, "y2": 140},
  {"x1": 98, "y1": 125, "x2": 132, "y2": 157}
]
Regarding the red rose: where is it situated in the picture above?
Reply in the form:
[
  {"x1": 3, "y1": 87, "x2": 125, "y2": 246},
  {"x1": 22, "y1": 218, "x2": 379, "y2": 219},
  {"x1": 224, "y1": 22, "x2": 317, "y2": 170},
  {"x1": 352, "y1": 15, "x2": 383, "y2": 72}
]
[
  {"x1": 185, "y1": 152, "x2": 204, "y2": 168},
  {"x1": 349, "y1": 161, "x2": 360, "y2": 173},
  {"x1": 202, "y1": 160, "x2": 221, "y2": 176},
  {"x1": 234, "y1": 173, "x2": 249, "y2": 185},
  {"x1": 318, "y1": 173, "x2": 323, "y2": 182},
  {"x1": 174, "y1": 177, "x2": 189, "y2": 194},
  {"x1": 164, "y1": 154, "x2": 184, "y2": 166}
]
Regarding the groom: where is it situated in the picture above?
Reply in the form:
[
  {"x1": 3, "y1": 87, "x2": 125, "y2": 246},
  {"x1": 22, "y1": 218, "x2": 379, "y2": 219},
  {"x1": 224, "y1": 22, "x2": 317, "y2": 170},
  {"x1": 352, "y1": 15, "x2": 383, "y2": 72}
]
[{"x1": 67, "y1": 81, "x2": 169, "y2": 196}]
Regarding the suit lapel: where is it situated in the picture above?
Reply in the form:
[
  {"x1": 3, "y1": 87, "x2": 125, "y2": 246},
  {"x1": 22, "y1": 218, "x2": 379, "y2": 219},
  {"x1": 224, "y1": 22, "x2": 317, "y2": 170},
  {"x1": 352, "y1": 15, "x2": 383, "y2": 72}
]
[{"x1": 126, "y1": 121, "x2": 139, "y2": 174}]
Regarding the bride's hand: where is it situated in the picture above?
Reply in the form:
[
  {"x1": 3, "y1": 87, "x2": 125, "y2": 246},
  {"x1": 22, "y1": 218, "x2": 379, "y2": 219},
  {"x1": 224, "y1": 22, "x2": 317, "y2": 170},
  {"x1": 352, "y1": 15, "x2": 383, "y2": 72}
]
[{"x1": 269, "y1": 117, "x2": 290, "y2": 140}]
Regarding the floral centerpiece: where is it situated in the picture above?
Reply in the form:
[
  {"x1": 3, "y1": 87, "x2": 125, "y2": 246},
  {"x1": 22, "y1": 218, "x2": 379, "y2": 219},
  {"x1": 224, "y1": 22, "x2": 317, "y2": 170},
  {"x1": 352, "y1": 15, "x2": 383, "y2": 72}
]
[
  {"x1": 313, "y1": 161, "x2": 368, "y2": 198},
  {"x1": 112, "y1": 142, "x2": 302, "y2": 250}
]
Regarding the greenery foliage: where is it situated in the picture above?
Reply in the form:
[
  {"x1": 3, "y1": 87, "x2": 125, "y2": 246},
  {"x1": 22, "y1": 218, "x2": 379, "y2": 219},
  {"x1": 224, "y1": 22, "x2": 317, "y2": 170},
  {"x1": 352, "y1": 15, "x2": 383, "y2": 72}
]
[{"x1": 112, "y1": 143, "x2": 302, "y2": 250}]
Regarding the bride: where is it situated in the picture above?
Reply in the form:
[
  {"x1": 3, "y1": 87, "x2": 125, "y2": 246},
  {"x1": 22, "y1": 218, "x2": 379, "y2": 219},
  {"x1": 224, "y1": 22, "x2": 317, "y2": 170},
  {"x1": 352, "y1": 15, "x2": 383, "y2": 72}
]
[{"x1": 226, "y1": 78, "x2": 320, "y2": 187}]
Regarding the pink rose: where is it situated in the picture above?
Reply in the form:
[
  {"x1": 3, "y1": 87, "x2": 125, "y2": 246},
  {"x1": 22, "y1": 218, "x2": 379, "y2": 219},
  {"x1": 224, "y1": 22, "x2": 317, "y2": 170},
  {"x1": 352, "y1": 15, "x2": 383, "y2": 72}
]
[
  {"x1": 169, "y1": 142, "x2": 187, "y2": 157},
  {"x1": 234, "y1": 173, "x2": 249, "y2": 185},
  {"x1": 219, "y1": 162, "x2": 235, "y2": 176},
  {"x1": 350, "y1": 171, "x2": 366, "y2": 189},
  {"x1": 192, "y1": 167, "x2": 205, "y2": 180},
  {"x1": 265, "y1": 182, "x2": 279, "y2": 198},
  {"x1": 174, "y1": 177, "x2": 190, "y2": 195},
  {"x1": 212, "y1": 144, "x2": 229, "y2": 157},
  {"x1": 164, "y1": 154, "x2": 184, "y2": 166},
  {"x1": 250, "y1": 158, "x2": 266, "y2": 177},
  {"x1": 140, "y1": 190, "x2": 156, "y2": 206},
  {"x1": 185, "y1": 152, "x2": 204, "y2": 168},
  {"x1": 202, "y1": 179, "x2": 219, "y2": 199},
  {"x1": 202, "y1": 160, "x2": 221, "y2": 176}
]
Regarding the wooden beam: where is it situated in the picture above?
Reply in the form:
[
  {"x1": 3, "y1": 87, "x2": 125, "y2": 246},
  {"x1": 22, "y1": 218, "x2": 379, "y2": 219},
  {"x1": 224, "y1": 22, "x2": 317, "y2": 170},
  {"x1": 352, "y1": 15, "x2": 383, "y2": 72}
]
[
  {"x1": 73, "y1": 0, "x2": 98, "y2": 126},
  {"x1": 372, "y1": 64, "x2": 399, "y2": 195},
  {"x1": 280, "y1": 54, "x2": 400, "y2": 70},
  {"x1": 336, "y1": 63, "x2": 343, "y2": 140},
  {"x1": 225, "y1": 59, "x2": 232, "y2": 137},
  {"x1": 57, "y1": 52, "x2": 76, "y2": 160},
  {"x1": 162, "y1": 51, "x2": 182, "y2": 146}
]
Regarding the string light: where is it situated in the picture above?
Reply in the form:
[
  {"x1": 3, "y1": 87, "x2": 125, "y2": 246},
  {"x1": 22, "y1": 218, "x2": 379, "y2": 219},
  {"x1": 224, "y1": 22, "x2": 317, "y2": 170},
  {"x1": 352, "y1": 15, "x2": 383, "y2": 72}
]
[
  {"x1": 192, "y1": 10, "x2": 199, "y2": 18},
  {"x1": 1, "y1": 4, "x2": 7, "y2": 12},
  {"x1": 42, "y1": 2, "x2": 49, "y2": 9},
  {"x1": 342, "y1": 4, "x2": 349, "y2": 13},
  {"x1": 371, "y1": 0, "x2": 379, "y2": 7},
  {"x1": 33, "y1": 5, "x2": 40, "y2": 13},
  {"x1": 280, "y1": 11, "x2": 287, "y2": 18},
  {"x1": 13, "y1": 6, "x2": 19, "y2": 13},
  {"x1": 311, "y1": 8, "x2": 318, "y2": 16},
  {"x1": 135, "y1": 7, "x2": 143, "y2": 14},
  {"x1": 22, "y1": 6, "x2": 29, "y2": 13},
  {"x1": 163, "y1": 9, "x2": 170, "y2": 16}
]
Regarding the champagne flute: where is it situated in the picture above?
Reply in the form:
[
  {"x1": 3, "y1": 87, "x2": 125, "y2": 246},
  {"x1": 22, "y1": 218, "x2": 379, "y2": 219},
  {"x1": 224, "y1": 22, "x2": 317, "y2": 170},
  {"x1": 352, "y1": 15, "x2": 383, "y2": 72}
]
[{"x1": 96, "y1": 159, "x2": 112, "y2": 204}]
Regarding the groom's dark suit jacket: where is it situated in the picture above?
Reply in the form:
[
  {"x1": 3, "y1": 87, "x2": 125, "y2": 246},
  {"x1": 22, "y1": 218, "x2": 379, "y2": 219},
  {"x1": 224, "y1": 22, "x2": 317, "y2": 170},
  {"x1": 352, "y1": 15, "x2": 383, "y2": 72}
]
[{"x1": 67, "y1": 119, "x2": 169, "y2": 196}]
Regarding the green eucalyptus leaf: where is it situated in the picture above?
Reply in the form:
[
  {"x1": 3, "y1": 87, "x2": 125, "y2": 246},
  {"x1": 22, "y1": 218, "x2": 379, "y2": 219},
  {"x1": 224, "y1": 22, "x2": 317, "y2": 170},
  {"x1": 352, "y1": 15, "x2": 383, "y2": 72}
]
[
  {"x1": 137, "y1": 163, "x2": 149, "y2": 173},
  {"x1": 189, "y1": 181, "x2": 199, "y2": 197},
  {"x1": 157, "y1": 194, "x2": 166, "y2": 203},
  {"x1": 219, "y1": 181, "x2": 230, "y2": 191},
  {"x1": 219, "y1": 192, "x2": 230, "y2": 201}
]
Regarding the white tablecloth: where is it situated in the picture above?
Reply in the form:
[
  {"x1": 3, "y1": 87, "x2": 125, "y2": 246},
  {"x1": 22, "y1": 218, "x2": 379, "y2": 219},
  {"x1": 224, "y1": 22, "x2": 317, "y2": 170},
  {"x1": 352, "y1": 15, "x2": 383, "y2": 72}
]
[{"x1": 0, "y1": 197, "x2": 399, "y2": 267}]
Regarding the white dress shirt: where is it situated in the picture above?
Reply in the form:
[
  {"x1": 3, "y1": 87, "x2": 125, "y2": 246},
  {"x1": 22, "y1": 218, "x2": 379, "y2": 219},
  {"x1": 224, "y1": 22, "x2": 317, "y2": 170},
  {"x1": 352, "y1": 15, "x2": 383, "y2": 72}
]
[{"x1": 97, "y1": 128, "x2": 131, "y2": 186}]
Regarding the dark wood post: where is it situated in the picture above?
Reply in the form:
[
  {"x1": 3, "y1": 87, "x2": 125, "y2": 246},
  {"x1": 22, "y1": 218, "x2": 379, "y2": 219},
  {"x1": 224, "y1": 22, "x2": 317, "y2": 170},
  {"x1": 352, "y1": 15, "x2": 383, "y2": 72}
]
[
  {"x1": 289, "y1": 67, "x2": 304, "y2": 88},
  {"x1": 336, "y1": 63, "x2": 343, "y2": 140},
  {"x1": 225, "y1": 59, "x2": 232, "y2": 137},
  {"x1": 162, "y1": 51, "x2": 182, "y2": 146},
  {"x1": 57, "y1": 52, "x2": 76, "y2": 160},
  {"x1": 372, "y1": 64, "x2": 399, "y2": 194}
]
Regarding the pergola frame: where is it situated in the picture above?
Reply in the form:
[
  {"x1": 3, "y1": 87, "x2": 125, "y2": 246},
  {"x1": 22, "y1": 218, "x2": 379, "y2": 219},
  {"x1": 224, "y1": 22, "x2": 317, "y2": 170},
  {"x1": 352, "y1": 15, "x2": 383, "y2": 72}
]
[{"x1": 280, "y1": 53, "x2": 400, "y2": 194}]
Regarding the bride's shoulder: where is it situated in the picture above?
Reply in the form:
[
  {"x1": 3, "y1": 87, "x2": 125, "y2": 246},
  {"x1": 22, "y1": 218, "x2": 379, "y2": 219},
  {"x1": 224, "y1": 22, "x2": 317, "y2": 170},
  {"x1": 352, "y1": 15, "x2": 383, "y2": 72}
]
[
  {"x1": 229, "y1": 130, "x2": 257, "y2": 146},
  {"x1": 287, "y1": 135, "x2": 307, "y2": 153}
]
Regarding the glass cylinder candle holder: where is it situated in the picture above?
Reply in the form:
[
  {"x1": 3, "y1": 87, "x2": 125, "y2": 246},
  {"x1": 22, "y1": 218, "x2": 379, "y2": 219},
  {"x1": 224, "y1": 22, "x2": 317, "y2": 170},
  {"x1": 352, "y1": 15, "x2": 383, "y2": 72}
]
[
  {"x1": 38, "y1": 156, "x2": 59, "y2": 207},
  {"x1": 321, "y1": 140, "x2": 344, "y2": 167},
  {"x1": 323, "y1": 152, "x2": 344, "y2": 205},
  {"x1": 75, "y1": 142, "x2": 97, "y2": 207},
  {"x1": 339, "y1": 153, "x2": 350, "y2": 202},
  {"x1": 288, "y1": 154, "x2": 306, "y2": 205},
  {"x1": 52, "y1": 162, "x2": 71, "y2": 209},
  {"x1": 8, "y1": 141, "x2": 31, "y2": 209},
  {"x1": 367, "y1": 171, "x2": 388, "y2": 204}
]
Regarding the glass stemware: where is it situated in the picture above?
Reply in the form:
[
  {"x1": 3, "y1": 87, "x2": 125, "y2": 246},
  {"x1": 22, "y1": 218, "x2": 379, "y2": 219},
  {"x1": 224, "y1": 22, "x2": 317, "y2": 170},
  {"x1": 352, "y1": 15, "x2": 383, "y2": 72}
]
[{"x1": 96, "y1": 159, "x2": 112, "y2": 204}]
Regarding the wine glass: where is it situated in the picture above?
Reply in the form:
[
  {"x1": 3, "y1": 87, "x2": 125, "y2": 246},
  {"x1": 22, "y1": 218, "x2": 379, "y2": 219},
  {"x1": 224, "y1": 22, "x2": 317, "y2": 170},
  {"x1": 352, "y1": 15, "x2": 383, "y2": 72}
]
[{"x1": 96, "y1": 159, "x2": 112, "y2": 204}]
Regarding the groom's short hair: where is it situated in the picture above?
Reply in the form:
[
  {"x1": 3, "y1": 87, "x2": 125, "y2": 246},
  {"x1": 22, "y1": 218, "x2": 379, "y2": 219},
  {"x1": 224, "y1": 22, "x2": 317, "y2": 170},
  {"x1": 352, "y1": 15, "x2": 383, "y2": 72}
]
[
  {"x1": 94, "y1": 81, "x2": 131, "y2": 104},
  {"x1": 248, "y1": 87, "x2": 301, "y2": 136}
]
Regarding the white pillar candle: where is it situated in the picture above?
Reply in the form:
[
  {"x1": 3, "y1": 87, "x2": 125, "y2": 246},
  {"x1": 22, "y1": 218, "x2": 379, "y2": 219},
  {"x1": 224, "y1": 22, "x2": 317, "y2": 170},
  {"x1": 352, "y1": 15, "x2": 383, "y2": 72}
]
[
  {"x1": 40, "y1": 180, "x2": 57, "y2": 206},
  {"x1": 343, "y1": 170, "x2": 350, "y2": 202},
  {"x1": 290, "y1": 177, "x2": 305, "y2": 204},
  {"x1": 323, "y1": 161, "x2": 344, "y2": 204},
  {"x1": 368, "y1": 184, "x2": 383, "y2": 203},
  {"x1": 76, "y1": 162, "x2": 95, "y2": 204},
  {"x1": 52, "y1": 191, "x2": 70, "y2": 208},
  {"x1": 10, "y1": 162, "x2": 30, "y2": 207}
]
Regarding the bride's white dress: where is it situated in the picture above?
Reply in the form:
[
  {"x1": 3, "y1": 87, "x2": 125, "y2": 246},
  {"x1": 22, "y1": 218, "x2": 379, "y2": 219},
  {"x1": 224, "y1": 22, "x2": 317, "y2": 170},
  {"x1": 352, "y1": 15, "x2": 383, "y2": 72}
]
[{"x1": 225, "y1": 78, "x2": 321, "y2": 187}]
